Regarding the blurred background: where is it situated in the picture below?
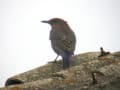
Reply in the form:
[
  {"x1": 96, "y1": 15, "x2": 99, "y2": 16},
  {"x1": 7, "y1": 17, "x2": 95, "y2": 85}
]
[{"x1": 0, "y1": 0, "x2": 120, "y2": 87}]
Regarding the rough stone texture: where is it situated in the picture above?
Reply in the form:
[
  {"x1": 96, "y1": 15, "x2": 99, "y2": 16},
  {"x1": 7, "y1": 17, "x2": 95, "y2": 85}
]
[{"x1": 0, "y1": 51, "x2": 120, "y2": 90}]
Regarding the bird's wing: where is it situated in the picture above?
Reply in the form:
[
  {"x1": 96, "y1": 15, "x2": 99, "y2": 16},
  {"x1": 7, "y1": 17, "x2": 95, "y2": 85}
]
[
  {"x1": 61, "y1": 34, "x2": 76, "y2": 52},
  {"x1": 50, "y1": 30, "x2": 76, "y2": 53}
]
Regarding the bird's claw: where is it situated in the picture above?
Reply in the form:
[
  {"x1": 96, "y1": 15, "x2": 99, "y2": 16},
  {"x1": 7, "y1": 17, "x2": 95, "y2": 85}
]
[{"x1": 48, "y1": 60, "x2": 57, "y2": 63}]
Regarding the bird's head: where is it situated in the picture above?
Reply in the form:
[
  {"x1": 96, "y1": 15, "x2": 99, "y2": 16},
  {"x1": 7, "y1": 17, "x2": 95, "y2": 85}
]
[{"x1": 41, "y1": 18, "x2": 67, "y2": 26}]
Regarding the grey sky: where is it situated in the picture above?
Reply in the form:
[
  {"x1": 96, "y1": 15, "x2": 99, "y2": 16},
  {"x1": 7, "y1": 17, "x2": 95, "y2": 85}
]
[{"x1": 0, "y1": 0, "x2": 120, "y2": 87}]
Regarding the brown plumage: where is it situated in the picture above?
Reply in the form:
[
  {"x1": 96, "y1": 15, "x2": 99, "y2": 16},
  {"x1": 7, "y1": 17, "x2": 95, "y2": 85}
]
[{"x1": 41, "y1": 18, "x2": 76, "y2": 69}]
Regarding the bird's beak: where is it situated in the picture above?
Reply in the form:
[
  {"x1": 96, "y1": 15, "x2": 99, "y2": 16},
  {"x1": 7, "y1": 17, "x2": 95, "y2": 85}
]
[{"x1": 41, "y1": 20, "x2": 50, "y2": 24}]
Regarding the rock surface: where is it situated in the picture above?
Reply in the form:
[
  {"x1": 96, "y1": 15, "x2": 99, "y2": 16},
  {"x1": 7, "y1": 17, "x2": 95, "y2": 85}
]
[{"x1": 0, "y1": 51, "x2": 120, "y2": 90}]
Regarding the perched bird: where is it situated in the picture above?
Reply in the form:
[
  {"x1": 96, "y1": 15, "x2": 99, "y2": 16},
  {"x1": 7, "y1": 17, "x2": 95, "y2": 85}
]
[{"x1": 41, "y1": 18, "x2": 76, "y2": 69}]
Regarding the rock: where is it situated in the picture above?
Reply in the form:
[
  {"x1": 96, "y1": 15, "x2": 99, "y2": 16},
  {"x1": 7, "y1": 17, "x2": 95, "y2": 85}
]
[{"x1": 0, "y1": 51, "x2": 120, "y2": 90}]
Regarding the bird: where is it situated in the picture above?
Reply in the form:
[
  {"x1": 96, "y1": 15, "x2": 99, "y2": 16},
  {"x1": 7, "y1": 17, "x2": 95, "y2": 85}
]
[{"x1": 41, "y1": 18, "x2": 76, "y2": 69}]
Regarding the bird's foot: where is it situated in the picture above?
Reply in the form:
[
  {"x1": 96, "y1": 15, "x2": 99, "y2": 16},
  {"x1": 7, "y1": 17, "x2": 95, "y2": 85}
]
[
  {"x1": 48, "y1": 60, "x2": 57, "y2": 63},
  {"x1": 48, "y1": 55, "x2": 59, "y2": 63}
]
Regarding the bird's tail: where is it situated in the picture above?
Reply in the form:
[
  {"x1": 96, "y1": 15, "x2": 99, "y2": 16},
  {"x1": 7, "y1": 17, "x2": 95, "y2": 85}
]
[{"x1": 62, "y1": 53, "x2": 74, "y2": 69}]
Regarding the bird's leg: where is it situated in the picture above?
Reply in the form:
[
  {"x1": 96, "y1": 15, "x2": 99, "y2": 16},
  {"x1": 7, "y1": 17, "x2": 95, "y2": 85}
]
[
  {"x1": 48, "y1": 55, "x2": 59, "y2": 63},
  {"x1": 54, "y1": 55, "x2": 59, "y2": 62}
]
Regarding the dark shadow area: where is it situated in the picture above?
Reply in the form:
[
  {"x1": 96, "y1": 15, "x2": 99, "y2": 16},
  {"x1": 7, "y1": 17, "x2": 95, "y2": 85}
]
[{"x1": 5, "y1": 78, "x2": 23, "y2": 86}]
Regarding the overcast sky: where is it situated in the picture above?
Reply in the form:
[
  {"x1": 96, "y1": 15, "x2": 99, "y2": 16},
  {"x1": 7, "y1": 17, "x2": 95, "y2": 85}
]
[{"x1": 0, "y1": 0, "x2": 120, "y2": 87}]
